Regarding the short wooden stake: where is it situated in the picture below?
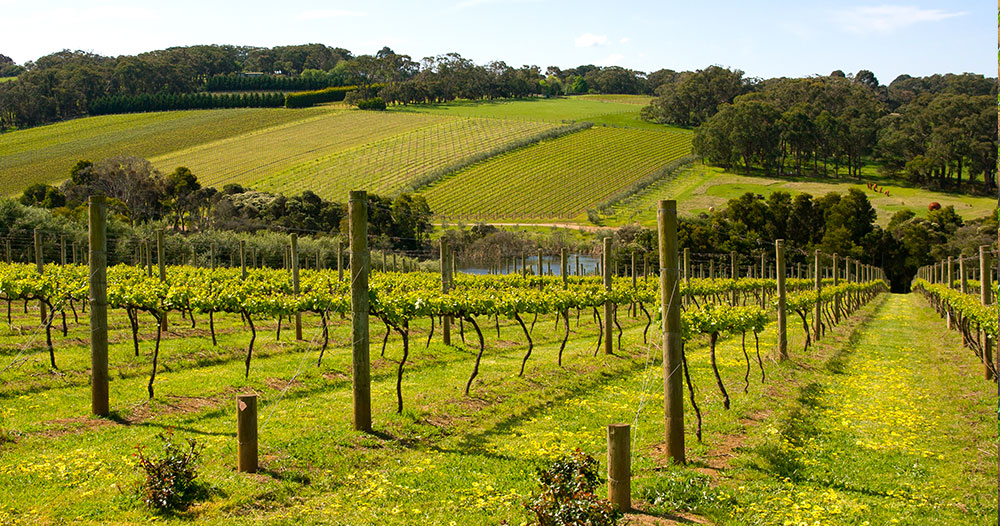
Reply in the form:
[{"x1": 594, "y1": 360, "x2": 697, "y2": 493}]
[
  {"x1": 237, "y1": 394, "x2": 258, "y2": 473},
  {"x1": 607, "y1": 423, "x2": 631, "y2": 512}
]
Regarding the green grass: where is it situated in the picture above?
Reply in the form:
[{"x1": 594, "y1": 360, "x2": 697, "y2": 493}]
[
  {"x1": 607, "y1": 163, "x2": 998, "y2": 227},
  {"x1": 0, "y1": 275, "x2": 992, "y2": 524},
  {"x1": 703, "y1": 293, "x2": 997, "y2": 525},
  {"x1": 421, "y1": 126, "x2": 693, "y2": 221},
  {"x1": 0, "y1": 108, "x2": 333, "y2": 196},
  {"x1": 0, "y1": 77, "x2": 16, "y2": 83}
]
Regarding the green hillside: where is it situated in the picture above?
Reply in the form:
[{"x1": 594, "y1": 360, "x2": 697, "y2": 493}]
[
  {"x1": 421, "y1": 126, "x2": 693, "y2": 220},
  {"x1": 0, "y1": 108, "x2": 330, "y2": 195},
  {"x1": 606, "y1": 163, "x2": 998, "y2": 227}
]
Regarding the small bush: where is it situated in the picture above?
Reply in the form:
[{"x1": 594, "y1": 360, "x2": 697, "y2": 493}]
[
  {"x1": 134, "y1": 430, "x2": 205, "y2": 512},
  {"x1": 357, "y1": 97, "x2": 387, "y2": 111},
  {"x1": 526, "y1": 449, "x2": 624, "y2": 526}
]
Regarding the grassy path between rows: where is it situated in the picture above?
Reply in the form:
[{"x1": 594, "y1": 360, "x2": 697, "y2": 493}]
[{"x1": 701, "y1": 293, "x2": 997, "y2": 525}]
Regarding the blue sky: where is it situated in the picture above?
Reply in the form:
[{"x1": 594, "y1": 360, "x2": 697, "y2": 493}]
[{"x1": 2, "y1": 0, "x2": 993, "y2": 83}]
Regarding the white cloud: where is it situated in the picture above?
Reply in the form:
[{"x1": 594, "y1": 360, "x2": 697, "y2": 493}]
[
  {"x1": 595, "y1": 53, "x2": 625, "y2": 66},
  {"x1": 836, "y1": 5, "x2": 966, "y2": 34},
  {"x1": 575, "y1": 33, "x2": 608, "y2": 47},
  {"x1": 453, "y1": 0, "x2": 542, "y2": 10},
  {"x1": 296, "y1": 9, "x2": 366, "y2": 20},
  {"x1": 619, "y1": 37, "x2": 630, "y2": 44}
]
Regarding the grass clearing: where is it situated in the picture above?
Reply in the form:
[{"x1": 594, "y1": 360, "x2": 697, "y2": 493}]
[{"x1": 607, "y1": 163, "x2": 998, "y2": 227}]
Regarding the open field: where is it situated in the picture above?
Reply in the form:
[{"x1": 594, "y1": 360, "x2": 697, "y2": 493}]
[
  {"x1": 0, "y1": 108, "x2": 331, "y2": 196},
  {"x1": 607, "y1": 163, "x2": 999, "y2": 227},
  {"x1": 421, "y1": 126, "x2": 693, "y2": 220}
]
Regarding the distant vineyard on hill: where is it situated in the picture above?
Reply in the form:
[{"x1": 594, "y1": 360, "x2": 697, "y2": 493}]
[{"x1": 421, "y1": 126, "x2": 693, "y2": 220}]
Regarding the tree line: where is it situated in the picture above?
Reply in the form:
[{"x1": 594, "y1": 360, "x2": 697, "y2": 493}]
[
  {"x1": 15, "y1": 156, "x2": 434, "y2": 254},
  {"x1": 89, "y1": 92, "x2": 285, "y2": 115},
  {"x1": 643, "y1": 66, "x2": 998, "y2": 192}
]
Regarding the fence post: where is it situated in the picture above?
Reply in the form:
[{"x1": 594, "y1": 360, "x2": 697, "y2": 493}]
[
  {"x1": 607, "y1": 423, "x2": 631, "y2": 512},
  {"x1": 814, "y1": 250, "x2": 822, "y2": 342},
  {"x1": 561, "y1": 248, "x2": 568, "y2": 289},
  {"x1": 89, "y1": 196, "x2": 109, "y2": 416},
  {"x1": 776, "y1": 239, "x2": 787, "y2": 360},
  {"x1": 337, "y1": 239, "x2": 344, "y2": 281},
  {"x1": 240, "y1": 240, "x2": 247, "y2": 279},
  {"x1": 157, "y1": 230, "x2": 167, "y2": 331},
  {"x1": 441, "y1": 239, "x2": 451, "y2": 346},
  {"x1": 658, "y1": 200, "x2": 684, "y2": 464},
  {"x1": 237, "y1": 394, "x2": 258, "y2": 473},
  {"x1": 980, "y1": 246, "x2": 993, "y2": 381},
  {"x1": 603, "y1": 237, "x2": 613, "y2": 355},
  {"x1": 350, "y1": 191, "x2": 372, "y2": 432},
  {"x1": 34, "y1": 229, "x2": 46, "y2": 324},
  {"x1": 60, "y1": 236, "x2": 66, "y2": 266},
  {"x1": 291, "y1": 234, "x2": 302, "y2": 341}
]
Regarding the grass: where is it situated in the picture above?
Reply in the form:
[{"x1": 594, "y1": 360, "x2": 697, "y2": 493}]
[
  {"x1": 0, "y1": 77, "x2": 16, "y2": 83},
  {"x1": 421, "y1": 126, "x2": 693, "y2": 221},
  {"x1": 606, "y1": 163, "x2": 999, "y2": 227},
  {"x1": 0, "y1": 108, "x2": 332, "y2": 196},
  {"x1": 703, "y1": 293, "x2": 997, "y2": 525},
  {"x1": 0, "y1": 274, "x2": 992, "y2": 524}
]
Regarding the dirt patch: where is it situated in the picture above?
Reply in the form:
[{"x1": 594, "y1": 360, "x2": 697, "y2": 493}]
[
  {"x1": 322, "y1": 371, "x2": 348, "y2": 382},
  {"x1": 39, "y1": 415, "x2": 119, "y2": 438},
  {"x1": 625, "y1": 506, "x2": 714, "y2": 525},
  {"x1": 265, "y1": 377, "x2": 303, "y2": 391}
]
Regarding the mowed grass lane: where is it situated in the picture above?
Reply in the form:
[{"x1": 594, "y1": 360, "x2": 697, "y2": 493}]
[
  {"x1": 0, "y1": 108, "x2": 331, "y2": 196},
  {"x1": 422, "y1": 126, "x2": 693, "y2": 220}
]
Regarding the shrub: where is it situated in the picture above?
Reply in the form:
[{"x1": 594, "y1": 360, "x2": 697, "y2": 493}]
[
  {"x1": 134, "y1": 430, "x2": 205, "y2": 512},
  {"x1": 639, "y1": 470, "x2": 722, "y2": 514},
  {"x1": 357, "y1": 97, "x2": 387, "y2": 111},
  {"x1": 526, "y1": 449, "x2": 624, "y2": 526}
]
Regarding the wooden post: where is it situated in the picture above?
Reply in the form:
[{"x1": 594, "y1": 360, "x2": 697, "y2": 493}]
[
  {"x1": 561, "y1": 248, "x2": 568, "y2": 289},
  {"x1": 576, "y1": 254, "x2": 580, "y2": 277},
  {"x1": 60, "y1": 236, "x2": 66, "y2": 266},
  {"x1": 980, "y1": 245, "x2": 993, "y2": 381},
  {"x1": 210, "y1": 244, "x2": 216, "y2": 269},
  {"x1": 291, "y1": 234, "x2": 302, "y2": 341},
  {"x1": 337, "y1": 239, "x2": 344, "y2": 281},
  {"x1": 776, "y1": 240, "x2": 788, "y2": 360},
  {"x1": 34, "y1": 229, "x2": 46, "y2": 324},
  {"x1": 947, "y1": 256, "x2": 953, "y2": 289},
  {"x1": 960, "y1": 257, "x2": 967, "y2": 294},
  {"x1": 240, "y1": 240, "x2": 247, "y2": 279},
  {"x1": 89, "y1": 196, "x2": 109, "y2": 416},
  {"x1": 603, "y1": 237, "x2": 613, "y2": 355},
  {"x1": 71, "y1": 241, "x2": 77, "y2": 265},
  {"x1": 658, "y1": 200, "x2": 684, "y2": 464},
  {"x1": 441, "y1": 239, "x2": 451, "y2": 346},
  {"x1": 537, "y1": 249, "x2": 543, "y2": 278},
  {"x1": 683, "y1": 248, "x2": 690, "y2": 306},
  {"x1": 607, "y1": 423, "x2": 631, "y2": 512},
  {"x1": 814, "y1": 250, "x2": 822, "y2": 342},
  {"x1": 157, "y1": 230, "x2": 167, "y2": 331},
  {"x1": 832, "y1": 254, "x2": 840, "y2": 324},
  {"x1": 349, "y1": 191, "x2": 371, "y2": 432},
  {"x1": 237, "y1": 394, "x2": 258, "y2": 473}
]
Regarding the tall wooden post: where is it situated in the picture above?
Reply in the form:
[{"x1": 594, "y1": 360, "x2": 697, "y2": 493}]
[
  {"x1": 291, "y1": 234, "x2": 302, "y2": 341},
  {"x1": 349, "y1": 191, "x2": 371, "y2": 432},
  {"x1": 237, "y1": 394, "x2": 258, "y2": 473},
  {"x1": 980, "y1": 245, "x2": 993, "y2": 381},
  {"x1": 537, "y1": 249, "x2": 543, "y2": 278},
  {"x1": 576, "y1": 254, "x2": 580, "y2": 277},
  {"x1": 607, "y1": 423, "x2": 631, "y2": 511},
  {"x1": 814, "y1": 250, "x2": 822, "y2": 342},
  {"x1": 59, "y1": 236, "x2": 66, "y2": 266},
  {"x1": 947, "y1": 256, "x2": 953, "y2": 289},
  {"x1": 683, "y1": 247, "x2": 690, "y2": 306},
  {"x1": 240, "y1": 240, "x2": 247, "y2": 279},
  {"x1": 658, "y1": 200, "x2": 684, "y2": 463},
  {"x1": 157, "y1": 230, "x2": 168, "y2": 331},
  {"x1": 89, "y1": 196, "x2": 109, "y2": 416},
  {"x1": 832, "y1": 254, "x2": 840, "y2": 324},
  {"x1": 210, "y1": 244, "x2": 216, "y2": 269},
  {"x1": 34, "y1": 229, "x2": 47, "y2": 323},
  {"x1": 960, "y1": 257, "x2": 968, "y2": 294},
  {"x1": 776, "y1": 240, "x2": 788, "y2": 360},
  {"x1": 603, "y1": 238, "x2": 613, "y2": 355},
  {"x1": 337, "y1": 239, "x2": 344, "y2": 281},
  {"x1": 441, "y1": 239, "x2": 451, "y2": 346},
  {"x1": 561, "y1": 248, "x2": 568, "y2": 288}
]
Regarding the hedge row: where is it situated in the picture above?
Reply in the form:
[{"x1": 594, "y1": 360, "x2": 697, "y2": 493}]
[{"x1": 89, "y1": 92, "x2": 285, "y2": 115}]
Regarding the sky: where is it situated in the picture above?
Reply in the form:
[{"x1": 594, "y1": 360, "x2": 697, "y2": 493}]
[{"x1": 1, "y1": 0, "x2": 993, "y2": 83}]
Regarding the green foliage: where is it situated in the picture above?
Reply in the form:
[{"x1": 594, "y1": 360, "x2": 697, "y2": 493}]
[
  {"x1": 639, "y1": 470, "x2": 721, "y2": 513},
  {"x1": 356, "y1": 97, "x2": 387, "y2": 111},
  {"x1": 19, "y1": 183, "x2": 65, "y2": 209},
  {"x1": 526, "y1": 449, "x2": 624, "y2": 526},
  {"x1": 89, "y1": 92, "x2": 285, "y2": 115},
  {"x1": 285, "y1": 86, "x2": 359, "y2": 108},
  {"x1": 134, "y1": 431, "x2": 205, "y2": 512}
]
